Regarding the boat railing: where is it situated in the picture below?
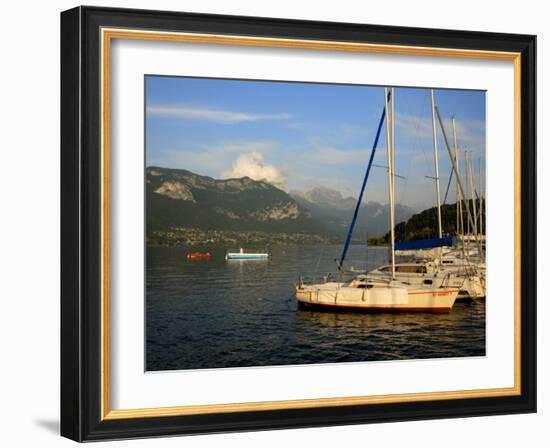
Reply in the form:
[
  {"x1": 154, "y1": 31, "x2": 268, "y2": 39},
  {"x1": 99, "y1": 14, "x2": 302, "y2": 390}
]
[
  {"x1": 298, "y1": 272, "x2": 345, "y2": 287},
  {"x1": 440, "y1": 271, "x2": 454, "y2": 289}
]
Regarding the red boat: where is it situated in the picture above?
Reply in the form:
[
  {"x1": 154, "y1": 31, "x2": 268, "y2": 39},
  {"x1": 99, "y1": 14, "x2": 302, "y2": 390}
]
[{"x1": 187, "y1": 252, "x2": 211, "y2": 260}]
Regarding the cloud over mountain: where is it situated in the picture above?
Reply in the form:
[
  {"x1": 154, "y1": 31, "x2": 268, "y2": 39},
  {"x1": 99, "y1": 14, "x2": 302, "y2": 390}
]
[{"x1": 222, "y1": 152, "x2": 285, "y2": 187}]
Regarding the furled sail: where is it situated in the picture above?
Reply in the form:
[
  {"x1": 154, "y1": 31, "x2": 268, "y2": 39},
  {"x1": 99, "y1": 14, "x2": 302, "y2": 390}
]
[{"x1": 338, "y1": 90, "x2": 391, "y2": 269}]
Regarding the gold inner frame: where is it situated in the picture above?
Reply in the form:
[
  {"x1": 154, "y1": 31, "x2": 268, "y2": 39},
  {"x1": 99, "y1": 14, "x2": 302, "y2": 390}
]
[{"x1": 100, "y1": 27, "x2": 522, "y2": 421}]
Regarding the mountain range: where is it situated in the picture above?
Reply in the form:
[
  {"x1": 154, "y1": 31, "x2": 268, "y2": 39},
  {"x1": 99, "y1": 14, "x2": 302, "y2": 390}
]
[
  {"x1": 146, "y1": 167, "x2": 415, "y2": 240},
  {"x1": 289, "y1": 186, "x2": 414, "y2": 239}
]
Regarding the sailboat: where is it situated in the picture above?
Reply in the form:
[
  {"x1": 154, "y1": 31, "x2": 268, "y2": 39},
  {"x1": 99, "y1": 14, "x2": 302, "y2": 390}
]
[
  {"x1": 364, "y1": 90, "x2": 486, "y2": 300},
  {"x1": 295, "y1": 88, "x2": 459, "y2": 312}
]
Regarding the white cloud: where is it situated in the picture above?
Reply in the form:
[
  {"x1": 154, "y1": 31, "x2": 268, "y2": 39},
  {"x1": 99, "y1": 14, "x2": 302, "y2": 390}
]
[
  {"x1": 147, "y1": 105, "x2": 291, "y2": 124},
  {"x1": 147, "y1": 140, "x2": 280, "y2": 175},
  {"x1": 222, "y1": 152, "x2": 285, "y2": 187}
]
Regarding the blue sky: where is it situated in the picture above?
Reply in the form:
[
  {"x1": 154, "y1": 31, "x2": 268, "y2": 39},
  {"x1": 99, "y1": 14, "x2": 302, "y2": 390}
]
[{"x1": 145, "y1": 76, "x2": 485, "y2": 210}]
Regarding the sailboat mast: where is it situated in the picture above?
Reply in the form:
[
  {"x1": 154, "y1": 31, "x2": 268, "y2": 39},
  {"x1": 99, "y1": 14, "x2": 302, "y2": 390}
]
[
  {"x1": 479, "y1": 157, "x2": 484, "y2": 239},
  {"x1": 468, "y1": 155, "x2": 479, "y2": 239},
  {"x1": 452, "y1": 117, "x2": 463, "y2": 237},
  {"x1": 391, "y1": 86, "x2": 396, "y2": 209},
  {"x1": 430, "y1": 89, "x2": 443, "y2": 239},
  {"x1": 465, "y1": 152, "x2": 471, "y2": 236},
  {"x1": 384, "y1": 87, "x2": 395, "y2": 279},
  {"x1": 434, "y1": 105, "x2": 484, "y2": 256}
]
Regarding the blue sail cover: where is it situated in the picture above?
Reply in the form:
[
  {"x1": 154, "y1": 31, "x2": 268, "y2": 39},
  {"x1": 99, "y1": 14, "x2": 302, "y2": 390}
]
[{"x1": 394, "y1": 237, "x2": 453, "y2": 251}]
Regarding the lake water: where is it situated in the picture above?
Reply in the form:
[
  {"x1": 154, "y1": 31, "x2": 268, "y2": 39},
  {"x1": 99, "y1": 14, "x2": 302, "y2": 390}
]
[{"x1": 146, "y1": 244, "x2": 485, "y2": 371}]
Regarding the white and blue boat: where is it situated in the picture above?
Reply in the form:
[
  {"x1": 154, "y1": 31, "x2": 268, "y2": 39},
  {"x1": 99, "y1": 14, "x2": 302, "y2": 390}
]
[{"x1": 225, "y1": 248, "x2": 269, "y2": 260}]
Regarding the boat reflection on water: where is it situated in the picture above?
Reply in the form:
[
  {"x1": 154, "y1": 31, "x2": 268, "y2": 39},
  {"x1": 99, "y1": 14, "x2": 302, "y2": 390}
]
[{"x1": 293, "y1": 299, "x2": 486, "y2": 362}]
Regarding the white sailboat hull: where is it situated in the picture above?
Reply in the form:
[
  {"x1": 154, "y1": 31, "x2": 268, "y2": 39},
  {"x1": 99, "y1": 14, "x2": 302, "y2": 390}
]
[{"x1": 295, "y1": 282, "x2": 458, "y2": 312}]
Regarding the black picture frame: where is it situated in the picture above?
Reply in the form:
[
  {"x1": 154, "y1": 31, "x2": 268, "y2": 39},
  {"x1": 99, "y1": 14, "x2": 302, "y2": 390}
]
[{"x1": 61, "y1": 5, "x2": 536, "y2": 442}]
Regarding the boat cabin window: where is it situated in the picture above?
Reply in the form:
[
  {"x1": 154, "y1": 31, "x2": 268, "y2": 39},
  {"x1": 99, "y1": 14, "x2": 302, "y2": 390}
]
[{"x1": 379, "y1": 265, "x2": 427, "y2": 274}]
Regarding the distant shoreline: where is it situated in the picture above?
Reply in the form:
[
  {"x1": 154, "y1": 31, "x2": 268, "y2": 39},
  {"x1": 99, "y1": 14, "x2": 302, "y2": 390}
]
[{"x1": 146, "y1": 227, "x2": 388, "y2": 247}]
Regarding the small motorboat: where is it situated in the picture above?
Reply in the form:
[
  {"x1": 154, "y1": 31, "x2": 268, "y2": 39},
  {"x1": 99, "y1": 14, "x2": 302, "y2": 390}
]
[
  {"x1": 225, "y1": 248, "x2": 269, "y2": 260},
  {"x1": 187, "y1": 252, "x2": 211, "y2": 260}
]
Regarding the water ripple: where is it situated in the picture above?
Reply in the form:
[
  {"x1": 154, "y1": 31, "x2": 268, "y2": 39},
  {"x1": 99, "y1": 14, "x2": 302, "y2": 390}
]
[{"x1": 146, "y1": 245, "x2": 486, "y2": 371}]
